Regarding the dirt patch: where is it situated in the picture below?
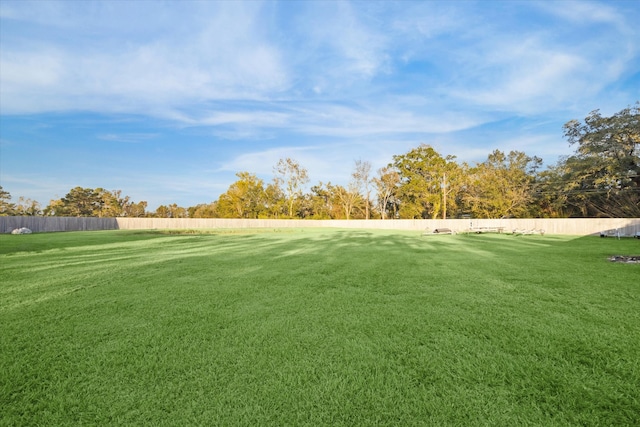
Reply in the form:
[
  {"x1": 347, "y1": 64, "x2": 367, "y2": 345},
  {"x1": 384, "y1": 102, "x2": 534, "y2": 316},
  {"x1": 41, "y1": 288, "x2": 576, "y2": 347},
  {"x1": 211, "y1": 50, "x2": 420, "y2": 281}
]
[{"x1": 609, "y1": 255, "x2": 640, "y2": 264}]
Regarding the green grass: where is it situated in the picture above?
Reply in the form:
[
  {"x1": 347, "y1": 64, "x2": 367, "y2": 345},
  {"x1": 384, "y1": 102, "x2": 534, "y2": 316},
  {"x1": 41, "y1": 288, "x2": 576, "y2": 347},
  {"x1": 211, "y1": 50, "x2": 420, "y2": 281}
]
[{"x1": 1, "y1": 229, "x2": 639, "y2": 426}]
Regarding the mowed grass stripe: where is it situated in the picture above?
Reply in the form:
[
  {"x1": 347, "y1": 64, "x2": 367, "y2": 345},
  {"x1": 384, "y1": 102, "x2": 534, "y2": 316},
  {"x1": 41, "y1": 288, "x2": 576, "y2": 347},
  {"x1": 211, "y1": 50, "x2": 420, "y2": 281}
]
[{"x1": 1, "y1": 229, "x2": 638, "y2": 425}]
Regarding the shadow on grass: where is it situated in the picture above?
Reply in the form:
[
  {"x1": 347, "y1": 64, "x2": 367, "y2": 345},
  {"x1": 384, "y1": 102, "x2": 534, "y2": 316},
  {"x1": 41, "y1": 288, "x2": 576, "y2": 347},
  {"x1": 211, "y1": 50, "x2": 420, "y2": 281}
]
[
  {"x1": 2, "y1": 228, "x2": 640, "y2": 425},
  {"x1": 0, "y1": 230, "x2": 166, "y2": 255}
]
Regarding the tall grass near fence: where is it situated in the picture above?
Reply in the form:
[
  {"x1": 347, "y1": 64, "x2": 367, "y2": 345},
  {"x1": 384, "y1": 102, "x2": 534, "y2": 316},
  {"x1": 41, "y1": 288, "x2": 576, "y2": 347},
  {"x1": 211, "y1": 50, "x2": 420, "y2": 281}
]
[{"x1": 1, "y1": 230, "x2": 639, "y2": 425}]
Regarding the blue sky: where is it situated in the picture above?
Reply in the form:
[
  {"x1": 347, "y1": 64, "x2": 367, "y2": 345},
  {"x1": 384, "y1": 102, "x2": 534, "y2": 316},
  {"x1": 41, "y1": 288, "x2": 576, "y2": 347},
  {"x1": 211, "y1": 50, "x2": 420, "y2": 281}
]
[{"x1": 1, "y1": 0, "x2": 639, "y2": 210}]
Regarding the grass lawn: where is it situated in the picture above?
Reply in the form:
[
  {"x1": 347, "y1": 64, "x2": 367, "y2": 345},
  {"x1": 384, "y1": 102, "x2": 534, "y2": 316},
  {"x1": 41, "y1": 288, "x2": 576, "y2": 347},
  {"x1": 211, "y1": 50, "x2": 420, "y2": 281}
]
[{"x1": 1, "y1": 229, "x2": 639, "y2": 425}]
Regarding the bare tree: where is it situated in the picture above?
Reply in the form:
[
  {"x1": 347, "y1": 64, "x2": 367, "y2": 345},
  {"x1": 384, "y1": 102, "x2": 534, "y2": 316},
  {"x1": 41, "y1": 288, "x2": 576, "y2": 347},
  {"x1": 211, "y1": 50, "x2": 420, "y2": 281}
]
[
  {"x1": 328, "y1": 183, "x2": 361, "y2": 220},
  {"x1": 274, "y1": 158, "x2": 310, "y2": 217},
  {"x1": 374, "y1": 166, "x2": 400, "y2": 219},
  {"x1": 352, "y1": 159, "x2": 372, "y2": 219}
]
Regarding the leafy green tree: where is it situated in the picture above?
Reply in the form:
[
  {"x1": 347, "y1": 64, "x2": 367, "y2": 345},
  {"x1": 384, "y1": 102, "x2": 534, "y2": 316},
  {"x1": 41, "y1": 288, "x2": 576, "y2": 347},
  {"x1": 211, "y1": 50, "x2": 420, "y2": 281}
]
[
  {"x1": 215, "y1": 172, "x2": 266, "y2": 218},
  {"x1": 393, "y1": 144, "x2": 459, "y2": 219},
  {"x1": 45, "y1": 187, "x2": 145, "y2": 217},
  {"x1": 154, "y1": 204, "x2": 187, "y2": 218},
  {"x1": 93, "y1": 188, "x2": 126, "y2": 217},
  {"x1": 0, "y1": 186, "x2": 16, "y2": 216},
  {"x1": 43, "y1": 198, "x2": 64, "y2": 216},
  {"x1": 263, "y1": 179, "x2": 286, "y2": 218},
  {"x1": 439, "y1": 159, "x2": 466, "y2": 219},
  {"x1": 532, "y1": 166, "x2": 571, "y2": 218},
  {"x1": 558, "y1": 103, "x2": 639, "y2": 217},
  {"x1": 274, "y1": 158, "x2": 309, "y2": 218},
  {"x1": 462, "y1": 150, "x2": 541, "y2": 218},
  {"x1": 52, "y1": 187, "x2": 102, "y2": 217},
  {"x1": 304, "y1": 182, "x2": 335, "y2": 219},
  {"x1": 188, "y1": 203, "x2": 218, "y2": 218}
]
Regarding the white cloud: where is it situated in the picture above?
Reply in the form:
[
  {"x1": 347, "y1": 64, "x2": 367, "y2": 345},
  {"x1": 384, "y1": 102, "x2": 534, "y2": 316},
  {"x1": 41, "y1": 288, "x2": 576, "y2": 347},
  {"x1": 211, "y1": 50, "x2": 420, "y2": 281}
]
[
  {"x1": 331, "y1": 2, "x2": 389, "y2": 77},
  {"x1": 3, "y1": 0, "x2": 635, "y2": 121},
  {"x1": 1, "y1": 50, "x2": 64, "y2": 87},
  {"x1": 198, "y1": 111, "x2": 289, "y2": 127},
  {"x1": 287, "y1": 103, "x2": 485, "y2": 138},
  {"x1": 0, "y1": 1, "x2": 289, "y2": 115},
  {"x1": 534, "y1": 1, "x2": 626, "y2": 29},
  {"x1": 2, "y1": 0, "x2": 639, "y2": 209},
  {"x1": 287, "y1": 1, "x2": 391, "y2": 95},
  {"x1": 447, "y1": 21, "x2": 637, "y2": 114},
  {"x1": 457, "y1": 43, "x2": 588, "y2": 109},
  {"x1": 153, "y1": 98, "x2": 486, "y2": 141},
  {"x1": 97, "y1": 133, "x2": 159, "y2": 143}
]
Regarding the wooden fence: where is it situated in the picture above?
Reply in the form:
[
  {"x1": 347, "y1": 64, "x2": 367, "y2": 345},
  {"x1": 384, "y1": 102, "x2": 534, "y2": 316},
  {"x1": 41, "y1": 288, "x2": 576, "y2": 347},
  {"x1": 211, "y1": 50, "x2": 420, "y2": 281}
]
[
  {"x1": 2, "y1": 216, "x2": 639, "y2": 236},
  {"x1": 1, "y1": 216, "x2": 119, "y2": 233}
]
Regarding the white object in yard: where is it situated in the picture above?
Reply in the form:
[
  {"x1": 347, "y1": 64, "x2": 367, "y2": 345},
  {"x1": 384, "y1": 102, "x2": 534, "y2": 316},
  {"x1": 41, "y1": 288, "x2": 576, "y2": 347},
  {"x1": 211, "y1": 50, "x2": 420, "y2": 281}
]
[{"x1": 11, "y1": 227, "x2": 32, "y2": 234}]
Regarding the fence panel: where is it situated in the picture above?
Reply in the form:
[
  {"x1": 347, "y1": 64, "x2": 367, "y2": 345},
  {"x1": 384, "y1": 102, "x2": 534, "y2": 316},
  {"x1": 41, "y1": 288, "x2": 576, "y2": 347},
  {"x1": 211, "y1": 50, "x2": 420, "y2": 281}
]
[
  {"x1": 1, "y1": 216, "x2": 638, "y2": 236},
  {"x1": 0, "y1": 217, "x2": 119, "y2": 233}
]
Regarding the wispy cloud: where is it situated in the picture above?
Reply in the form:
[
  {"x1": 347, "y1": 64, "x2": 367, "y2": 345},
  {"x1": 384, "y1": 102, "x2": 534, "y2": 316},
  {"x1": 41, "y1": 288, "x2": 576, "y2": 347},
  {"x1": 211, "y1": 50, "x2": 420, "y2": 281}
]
[
  {"x1": 451, "y1": 38, "x2": 590, "y2": 110},
  {"x1": 3, "y1": 0, "x2": 636, "y2": 119},
  {"x1": 97, "y1": 133, "x2": 159, "y2": 143},
  {"x1": 0, "y1": 1, "x2": 289, "y2": 114},
  {"x1": 446, "y1": 25, "x2": 636, "y2": 114},
  {"x1": 288, "y1": 103, "x2": 485, "y2": 137},
  {"x1": 1, "y1": 0, "x2": 638, "y2": 208},
  {"x1": 533, "y1": 0, "x2": 627, "y2": 29},
  {"x1": 0, "y1": 174, "x2": 78, "y2": 202},
  {"x1": 168, "y1": 100, "x2": 486, "y2": 140}
]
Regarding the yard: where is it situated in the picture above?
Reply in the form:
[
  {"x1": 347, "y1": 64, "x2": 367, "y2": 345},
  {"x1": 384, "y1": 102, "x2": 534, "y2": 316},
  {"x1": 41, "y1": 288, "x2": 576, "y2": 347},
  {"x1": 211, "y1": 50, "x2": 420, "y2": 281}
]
[{"x1": 1, "y1": 229, "x2": 638, "y2": 425}]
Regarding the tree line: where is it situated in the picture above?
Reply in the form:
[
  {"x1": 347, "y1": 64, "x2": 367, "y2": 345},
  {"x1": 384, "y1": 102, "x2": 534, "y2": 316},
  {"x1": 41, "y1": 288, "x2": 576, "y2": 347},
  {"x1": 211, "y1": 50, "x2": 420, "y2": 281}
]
[{"x1": 1, "y1": 104, "x2": 638, "y2": 219}]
